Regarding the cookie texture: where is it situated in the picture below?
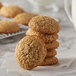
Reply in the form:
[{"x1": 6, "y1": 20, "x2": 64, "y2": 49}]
[
  {"x1": 0, "y1": 5, "x2": 24, "y2": 18},
  {"x1": 29, "y1": 16, "x2": 60, "y2": 34},
  {"x1": 0, "y1": 2, "x2": 3, "y2": 9},
  {"x1": 0, "y1": 20, "x2": 20, "y2": 34},
  {"x1": 41, "y1": 57, "x2": 58, "y2": 66},
  {"x1": 14, "y1": 12, "x2": 37, "y2": 25},
  {"x1": 26, "y1": 29, "x2": 58, "y2": 43},
  {"x1": 46, "y1": 49, "x2": 57, "y2": 57},
  {"x1": 15, "y1": 36, "x2": 47, "y2": 70},
  {"x1": 45, "y1": 41, "x2": 59, "y2": 50}
]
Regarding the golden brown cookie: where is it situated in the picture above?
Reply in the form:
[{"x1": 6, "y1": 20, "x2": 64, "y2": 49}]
[
  {"x1": 45, "y1": 41, "x2": 59, "y2": 50},
  {"x1": 0, "y1": 2, "x2": 3, "y2": 9},
  {"x1": 0, "y1": 5, "x2": 24, "y2": 18},
  {"x1": 46, "y1": 49, "x2": 57, "y2": 57},
  {"x1": 0, "y1": 20, "x2": 20, "y2": 34},
  {"x1": 41, "y1": 57, "x2": 58, "y2": 66},
  {"x1": 26, "y1": 29, "x2": 58, "y2": 43},
  {"x1": 15, "y1": 36, "x2": 47, "y2": 70},
  {"x1": 29, "y1": 16, "x2": 60, "y2": 34},
  {"x1": 14, "y1": 12, "x2": 38, "y2": 25}
]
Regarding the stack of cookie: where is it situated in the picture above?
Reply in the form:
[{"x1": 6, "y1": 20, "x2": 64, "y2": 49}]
[{"x1": 26, "y1": 16, "x2": 60, "y2": 66}]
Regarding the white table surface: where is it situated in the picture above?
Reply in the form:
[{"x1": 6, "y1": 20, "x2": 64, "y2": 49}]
[{"x1": 0, "y1": 0, "x2": 76, "y2": 76}]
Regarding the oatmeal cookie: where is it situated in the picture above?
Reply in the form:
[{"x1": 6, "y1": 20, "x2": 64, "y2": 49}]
[
  {"x1": 29, "y1": 16, "x2": 60, "y2": 34},
  {"x1": 15, "y1": 36, "x2": 47, "y2": 70},
  {"x1": 41, "y1": 57, "x2": 58, "y2": 66},
  {"x1": 14, "y1": 12, "x2": 37, "y2": 25},
  {"x1": 26, "y1": 29, "x2": 58, "y2": 43},
  {"x1": 0, "y1": 20, "x2": 20, "y2": 34},
  {"x1": 45, "y1": 41, "x2": 59, "y2": 50},
  {"x1": 0, "y1": 5, "x2": 24, "y2": 18}
]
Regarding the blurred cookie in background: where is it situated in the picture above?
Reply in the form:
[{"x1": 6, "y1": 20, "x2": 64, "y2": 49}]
[
  {"x1": 0, "y1": 20, "x2": 20, "y2": 34},
  {"x1": 14, "y1": 12, "x2": 38, "y2": 25},
  {"x1": 0, "y1": 5, "x2": 24, "y2": 18}
]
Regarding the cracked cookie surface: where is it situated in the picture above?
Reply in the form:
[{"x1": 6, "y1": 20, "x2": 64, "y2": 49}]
[{"x1": 29, "y1": 16, "x2": 60, "y2": 34}]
